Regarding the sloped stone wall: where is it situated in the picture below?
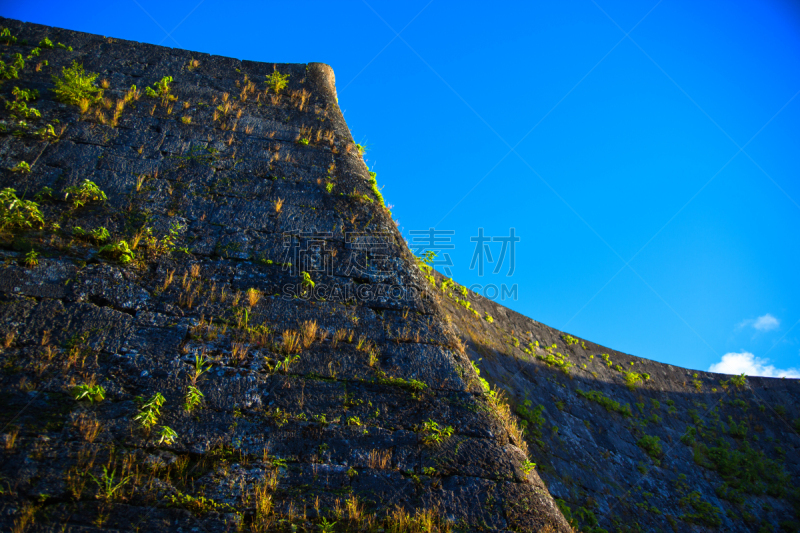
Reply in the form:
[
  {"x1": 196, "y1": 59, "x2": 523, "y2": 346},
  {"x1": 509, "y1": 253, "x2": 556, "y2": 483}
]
[
  {"x1": 435, "y1": 270, "x2": 800, "y2": 532},
  {"x1": 0, "y1": 17, "x2": 570, "y2": 533}
]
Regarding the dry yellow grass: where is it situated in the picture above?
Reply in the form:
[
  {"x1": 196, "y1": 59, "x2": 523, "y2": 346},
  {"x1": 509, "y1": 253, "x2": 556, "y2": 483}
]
[
  {"x1": 488, "y1": 386, "x2": 529, "y2": 458},
  {"x1": 74, "y1": 412, "x2": 101, "y2": 443},
  {"x1": 231, "y1": 342, "x2": 250, "y2": 364},
  {"x1": 251, "y1": 478, "x2": 274, "y2": 532},
  {"x1": 4, "y1": 426, "x2": 18, "y2": 450},
  {"x1": 451, "y1": 336, "x2": 466, "y2": 355},
  {"x1": 386, "y1": 505, "x2": 451, "y2": 533},
  {"x1": 282, "y1": 330, "x2": 301, "y2": 354},
  {"x1": 162, "y1": 269, "x2": 175, "y2": 291},
  {"x1": 368, "y1": 449, "x2": 392, "y2": 470},
  {"x1": 346, "y1": 494, "x2": 367, "y2": 525},
  {"x1": 247, "y1": 288, "x2": 262, "y2": 309},
  {"x1": 332, "y1": 328, "x2": 346, "y2": 349},
  {"x1": 300, "y1": 320, "x2": 318, "y2": 349},
  {"x1": 11, "y1": 502, "x2": 36, "y2": 533}
]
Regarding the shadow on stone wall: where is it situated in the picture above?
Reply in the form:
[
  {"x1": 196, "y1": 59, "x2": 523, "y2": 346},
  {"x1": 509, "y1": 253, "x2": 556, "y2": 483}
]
[{"x1": 434, "y1": 270, "x2": 800, "y2": 533}]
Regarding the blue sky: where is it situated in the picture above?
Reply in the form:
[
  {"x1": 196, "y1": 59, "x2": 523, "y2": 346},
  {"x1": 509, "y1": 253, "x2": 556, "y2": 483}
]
[{"x1": 5, "y1": 0, "x2": 799, "y2": 377}]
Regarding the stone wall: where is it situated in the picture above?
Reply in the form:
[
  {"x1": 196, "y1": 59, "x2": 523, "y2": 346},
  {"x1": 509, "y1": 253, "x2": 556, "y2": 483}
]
[
  {"x1": 0, "y1": 18, "x2": 570, "y2": 532},
  {"x1": 435, "y1": 270, "x2": 800, "y2": 532}
]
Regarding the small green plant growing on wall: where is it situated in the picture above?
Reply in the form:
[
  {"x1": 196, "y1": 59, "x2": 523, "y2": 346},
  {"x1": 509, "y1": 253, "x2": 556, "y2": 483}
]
[
  {"x1": 72, "y1": 383, "x2": 106, "y2": 403},
  {"x1": 23, "y1": 249, "x2": 39, "y2": 268},
  {"x1": 184, "y1": 353, "x2": 209, "y2": 411},
  {"x1": 300, "y1": 271, "x2": 315, "y2": 292},
  {"x1": 64, "y1": 179, "x2": 107, "y2": 208},
  {"x1": 0, "y1": 27, "x2": 18, "y2": 45},
  {"x1": 651, "y1": 399, "x2": 660, "y2": 410},
  {"x1": 679, "y1": 490, "x2": 722, "y2": 527},
  {"x1": 0, "y1": 52, "x2": 25, "y2": 80},
  {"x1": 273, "y1": 353, "x2": 300, "y2": 374},
  {"x1": 516, "y1": 400, "x2": 545, "y2": 438},
  {"x1": 6, "y1": 87, "x2": 41, "y2": 119},
  {"x1": 10, "y1": 161, "x2": 31, "y2": 173},
  {"x1": 637, "y1": 434, "x2": 662, "y2": 459},
  {"x1": 730, "y1": 373, "x2": 747, "y2": 388},
  {"x1": 89, "y1": 227, "x2": 110, "y2": 243},
  {"x1": 623, "y1": 371, "x2": 643, "y2": 391},
  {"x1": 0, "y1": 188, "x2": 45, "y2": 231},
  {"x1": 167, "y1": 492, "x2": 235, "y2": 515},
  {"x1": 521, "y1": 460, "x2": 537, "y2": 475},
  {"x1": 184, "y1": 385, "x2": 204, "y2": 411},
  {"x1": 562, "y1": 334, "x2": 579, "y2": 346},
  {"x1": 418, "y1": 419, "x2": 454, "y2": 446},
  {"x1": 265, "y1": 68, "x2": 289, "y2": 94},
  {"x1": 440, "y1": 278, "x2": 454, "y2": 294},
  {"x1": 145, "y1": 76, "x2": 176, "y2": 103},
  {"x1": 11, "y1": 87, "x2": 37, "y2": 102},
  {"x1": 470, "y1": 359, "x2": 491, "y2": 393},
  {"x1": 719, "y1": 373, "x2": 748, "y2": 391},
  {"x1": 99, "y1": 240, "x2": 135, "y2": 264},
  {"x1": 34, "y1": 188, "x2": 53, "y2": 204},
  {"x1": 536, "y1": 345, "x2": 573, "y2": 375},
  {"x1": 417, "y1": 250, "x2": 437, "y2": 275},
  {"x1": 88, "y1": 466, "x2": 130, "y2": 502},
  {"x1": 191, "y1": 352, "x2": 210, "y2": 382},
  {"x1": 367, "y1": 170, "x2": 385, "y2": 205},
  {"x1": 134, "y1": 392, "x2": 165, "y2": 429},
  {"x1": 157, "y1": 426, "x2": 178, "y2": 445},
  {"x1": 6, "y1": 102, "x2": 42, "y2": 119},
  {"x1": 34, "y1": 124, "x2": 58, "y2": 140},
  {"x1": 726, "y1": 415, "x2": 748, "y2": 438},
  {"x1": 52, "y1": 61, "x2": 103, "y2": 106},
  {"x1": 679, "y1": 427, "x2": 697, "y2": 446},
  {"x1": 576, "y1": 389, "x2": 633, "y2": 417}
]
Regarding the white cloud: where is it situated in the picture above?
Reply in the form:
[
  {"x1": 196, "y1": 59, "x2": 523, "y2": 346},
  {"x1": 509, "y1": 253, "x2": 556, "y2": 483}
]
[
  {"x1": 737, "y1": 313, "x2": 780, "y2": 332},
  {"x1": 709, "y1": 351, "x2": 800, "y2": 378},
  {"x1": 753, "y1": 313, "x2": 780, "y2": 331}
]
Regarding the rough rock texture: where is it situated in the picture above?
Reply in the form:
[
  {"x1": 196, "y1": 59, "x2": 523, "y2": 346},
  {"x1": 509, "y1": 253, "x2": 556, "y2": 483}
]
[
  {"x1": 435, "y1": 270, "x2": 800, "y2": 532},
  {"x1": 0, "y1": 18, "x2": 570, "y2": 533}
]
